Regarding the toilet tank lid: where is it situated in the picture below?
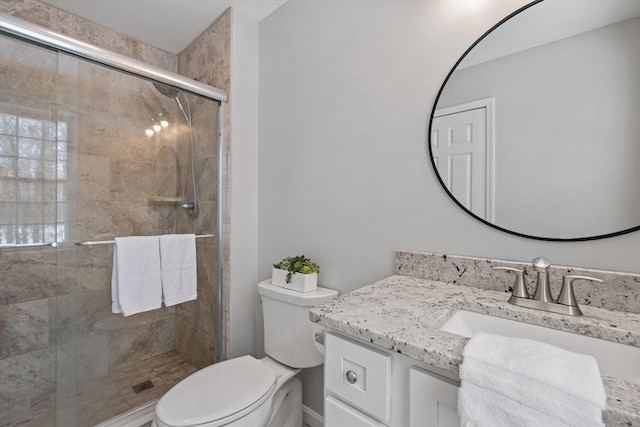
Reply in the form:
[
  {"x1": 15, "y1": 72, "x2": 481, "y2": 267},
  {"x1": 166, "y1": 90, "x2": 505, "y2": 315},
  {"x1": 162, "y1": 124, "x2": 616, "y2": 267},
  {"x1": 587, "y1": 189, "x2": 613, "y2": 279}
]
[
  {"x1": 156, "y1": 355, "x2": 276, "y2": 427},
  {"x1": 258, "y1": 280, "x2": 338, "y2": 306}
]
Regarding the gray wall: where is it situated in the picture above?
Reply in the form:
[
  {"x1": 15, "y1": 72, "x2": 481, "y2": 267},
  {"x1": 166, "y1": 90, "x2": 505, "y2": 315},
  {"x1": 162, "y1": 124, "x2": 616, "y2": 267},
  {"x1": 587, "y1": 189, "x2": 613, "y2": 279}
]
[
  {"x1": 257, "y1": 0, "x2": 640, "y2": 415},
  {"x1": 438, "y1": 17, "x2": 640, "y2": 238}
]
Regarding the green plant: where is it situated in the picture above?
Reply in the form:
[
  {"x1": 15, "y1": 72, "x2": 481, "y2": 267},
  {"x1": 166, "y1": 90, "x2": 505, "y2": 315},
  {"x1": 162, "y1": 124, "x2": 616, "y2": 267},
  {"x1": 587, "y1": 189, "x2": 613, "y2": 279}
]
[{"x1": 273, "y1": 255, "x2": 320, "y2": 283}]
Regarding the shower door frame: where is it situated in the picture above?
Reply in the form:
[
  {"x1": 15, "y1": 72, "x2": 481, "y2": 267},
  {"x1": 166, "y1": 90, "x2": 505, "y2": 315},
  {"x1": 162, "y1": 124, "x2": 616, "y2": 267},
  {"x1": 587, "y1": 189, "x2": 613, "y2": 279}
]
[
  {"x1": 0, "y1": 14, "x2": 227, "y2": 103},
  {"x1": 0, "y1": 11, "x2": 228, "y2": 365}
]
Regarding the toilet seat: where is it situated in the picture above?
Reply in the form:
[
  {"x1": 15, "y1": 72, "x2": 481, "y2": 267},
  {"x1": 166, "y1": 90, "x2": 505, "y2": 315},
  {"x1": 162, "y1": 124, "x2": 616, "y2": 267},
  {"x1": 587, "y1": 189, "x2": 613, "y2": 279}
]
[{"x1": 155, "y1": 355, "x2": 277, "y2": 427}]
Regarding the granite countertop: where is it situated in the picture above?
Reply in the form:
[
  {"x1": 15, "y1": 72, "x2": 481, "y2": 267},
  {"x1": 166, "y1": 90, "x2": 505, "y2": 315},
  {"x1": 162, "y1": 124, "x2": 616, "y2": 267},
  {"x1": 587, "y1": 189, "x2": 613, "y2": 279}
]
[{"x1": 309, "y1": 275, "x2": 640, "y2": 426}]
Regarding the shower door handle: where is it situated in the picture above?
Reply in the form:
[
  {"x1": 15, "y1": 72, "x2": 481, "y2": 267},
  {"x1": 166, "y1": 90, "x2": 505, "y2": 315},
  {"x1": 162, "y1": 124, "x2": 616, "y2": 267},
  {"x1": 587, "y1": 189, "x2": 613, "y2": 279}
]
[{"x1": 0, "y1": 241, "x2": 58, "y2": 250}]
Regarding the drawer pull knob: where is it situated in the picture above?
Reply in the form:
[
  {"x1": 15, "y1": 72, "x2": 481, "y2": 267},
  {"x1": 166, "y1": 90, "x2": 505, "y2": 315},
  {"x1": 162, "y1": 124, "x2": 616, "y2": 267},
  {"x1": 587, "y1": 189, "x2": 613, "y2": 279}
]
[{"x1": 345, "y1": 370, "x2": 358, "y2": 384}]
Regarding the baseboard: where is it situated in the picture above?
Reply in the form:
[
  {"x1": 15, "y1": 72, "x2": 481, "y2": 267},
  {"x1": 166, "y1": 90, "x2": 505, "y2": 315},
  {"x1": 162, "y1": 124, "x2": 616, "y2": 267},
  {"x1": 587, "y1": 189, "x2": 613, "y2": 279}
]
[
  {"x1": 303, "y1": 405, "x2": 324, "y2": 427},
  {"x1": 96, "y1": 398, "x2": 321, "y2": 427},
  {"x1": 94, "y1": 398, "x2": 157, "y2": 427}
]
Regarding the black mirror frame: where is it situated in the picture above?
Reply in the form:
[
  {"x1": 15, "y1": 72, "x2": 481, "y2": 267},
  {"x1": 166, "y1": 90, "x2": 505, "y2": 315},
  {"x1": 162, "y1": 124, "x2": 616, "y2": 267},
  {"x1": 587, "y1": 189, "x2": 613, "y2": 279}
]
[{"x1": 428, "y1": 0, "x2": 640, "y2": 242}]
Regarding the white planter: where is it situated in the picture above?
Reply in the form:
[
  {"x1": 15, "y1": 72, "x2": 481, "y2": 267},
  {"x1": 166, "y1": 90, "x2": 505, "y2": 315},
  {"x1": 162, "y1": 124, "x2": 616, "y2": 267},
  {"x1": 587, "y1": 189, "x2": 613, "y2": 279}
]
[{"x1": 272, "y1": 267, "x2": 318, "y2": 293}]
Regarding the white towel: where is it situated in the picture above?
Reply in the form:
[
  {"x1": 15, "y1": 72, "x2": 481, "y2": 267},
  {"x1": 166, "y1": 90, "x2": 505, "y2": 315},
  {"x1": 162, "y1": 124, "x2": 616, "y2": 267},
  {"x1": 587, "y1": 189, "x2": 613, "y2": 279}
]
[
  {"x1": 159, "y1": 234, "x2": 197, "y2": 306},
  {"x1": 111, "y1": 236, "x2": 163, "y2": 317},
  {"x1": 458, "y1": 332, "x2": 606, "y2": 427}
]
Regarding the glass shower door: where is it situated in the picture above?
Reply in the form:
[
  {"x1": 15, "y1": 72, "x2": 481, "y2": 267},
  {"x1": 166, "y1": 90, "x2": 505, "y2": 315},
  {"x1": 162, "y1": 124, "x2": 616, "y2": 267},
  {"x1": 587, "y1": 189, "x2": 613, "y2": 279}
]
[
  {"x1": 0, "y1": 35, "x2": 78, "y2": 426},
  {"x1": 1, "y1": 28, "x2": 221, "y2": 426}
]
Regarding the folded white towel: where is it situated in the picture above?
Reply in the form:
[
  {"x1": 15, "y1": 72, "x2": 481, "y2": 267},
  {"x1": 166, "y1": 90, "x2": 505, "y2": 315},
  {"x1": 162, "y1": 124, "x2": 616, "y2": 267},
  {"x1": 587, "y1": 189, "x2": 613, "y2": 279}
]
[
  {"x1": 159, "y1": 234, "x2": 197, "y2": 306},
  {"x1": 459, "y1": 381, "x2": 566, "y2": 427},
  {"x1": 111, "y1": 236, "x2": 163, "y2": 317},
  {"x1": 458, "y1": 332, "x2": 606, "y2": 427}
]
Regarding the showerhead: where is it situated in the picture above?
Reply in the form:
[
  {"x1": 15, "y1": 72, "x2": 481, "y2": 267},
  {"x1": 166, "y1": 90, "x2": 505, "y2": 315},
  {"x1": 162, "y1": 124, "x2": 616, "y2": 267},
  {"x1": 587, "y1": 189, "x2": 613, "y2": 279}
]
[
  {"x1": 153, "y1": 81, "x2": 190, "y2": 125},
  {"x1": 153, "y1": 82, "x2": 180, "y2": 99}
]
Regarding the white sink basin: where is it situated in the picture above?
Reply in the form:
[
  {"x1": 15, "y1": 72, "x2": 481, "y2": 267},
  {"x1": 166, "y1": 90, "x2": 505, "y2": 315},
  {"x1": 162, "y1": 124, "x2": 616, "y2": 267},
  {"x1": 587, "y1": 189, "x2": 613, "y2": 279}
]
[{"x1": 440, "y1": 310, "x2": 640, "y2": 383}]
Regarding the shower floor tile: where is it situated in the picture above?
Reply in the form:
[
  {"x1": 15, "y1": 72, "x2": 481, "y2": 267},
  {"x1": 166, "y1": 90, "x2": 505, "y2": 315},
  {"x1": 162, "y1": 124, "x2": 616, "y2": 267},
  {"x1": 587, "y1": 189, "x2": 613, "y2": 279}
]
[
  {"x1": 2, "y1": 351, "x2": 196, "y2": 427},
  {"x1": 78, "y1": 350, "x2": 197, "y2": 426}
]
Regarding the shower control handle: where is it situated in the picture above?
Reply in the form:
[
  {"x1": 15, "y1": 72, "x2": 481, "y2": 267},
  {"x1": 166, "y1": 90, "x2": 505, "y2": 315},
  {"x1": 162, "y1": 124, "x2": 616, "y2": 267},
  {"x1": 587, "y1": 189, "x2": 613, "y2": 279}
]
[
  {"x1": 181, "y1": 200, "x2": 200, "y2": 217},
  {"x1": 345, "y1": 370, "x2": 357, "y2": 384}
]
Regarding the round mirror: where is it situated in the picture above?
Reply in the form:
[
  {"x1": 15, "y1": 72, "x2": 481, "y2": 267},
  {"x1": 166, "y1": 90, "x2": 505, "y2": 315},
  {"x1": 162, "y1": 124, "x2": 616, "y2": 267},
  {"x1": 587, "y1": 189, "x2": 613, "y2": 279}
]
[{"x1": 429, "y1": 0, "x2": 640, "y2": 241}]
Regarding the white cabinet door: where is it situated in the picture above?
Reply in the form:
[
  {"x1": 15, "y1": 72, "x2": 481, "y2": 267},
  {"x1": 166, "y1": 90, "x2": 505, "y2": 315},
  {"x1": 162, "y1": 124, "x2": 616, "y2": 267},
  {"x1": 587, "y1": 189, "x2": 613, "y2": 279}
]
[
  {"x1": 409, "y1": 367, "x2": 460, "y2": 427},
  {"x1": 325, "y1": 396, "x2": 386, "y2": 427}
]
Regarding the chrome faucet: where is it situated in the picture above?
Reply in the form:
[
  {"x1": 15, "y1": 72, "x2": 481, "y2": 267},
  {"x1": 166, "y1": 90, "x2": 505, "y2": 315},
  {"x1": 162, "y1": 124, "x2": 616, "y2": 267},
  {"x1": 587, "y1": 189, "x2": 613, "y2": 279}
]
[{"x1": 493, "y1": 257, "x2": 603, "y2": 316}]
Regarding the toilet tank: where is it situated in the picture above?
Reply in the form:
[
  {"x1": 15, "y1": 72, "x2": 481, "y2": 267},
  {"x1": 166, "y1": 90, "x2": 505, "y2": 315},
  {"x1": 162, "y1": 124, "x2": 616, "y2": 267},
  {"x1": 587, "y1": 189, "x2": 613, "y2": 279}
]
[{"x1": 258, "y1": 280, "x2": 338, "y2": 368}]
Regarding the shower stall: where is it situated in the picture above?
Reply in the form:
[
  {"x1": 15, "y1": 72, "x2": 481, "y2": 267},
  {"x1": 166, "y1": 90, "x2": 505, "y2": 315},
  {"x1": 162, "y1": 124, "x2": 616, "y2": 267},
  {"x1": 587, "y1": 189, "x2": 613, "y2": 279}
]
[{"x1": 0, "y1": 14, "x2": 226, "y2": 427}]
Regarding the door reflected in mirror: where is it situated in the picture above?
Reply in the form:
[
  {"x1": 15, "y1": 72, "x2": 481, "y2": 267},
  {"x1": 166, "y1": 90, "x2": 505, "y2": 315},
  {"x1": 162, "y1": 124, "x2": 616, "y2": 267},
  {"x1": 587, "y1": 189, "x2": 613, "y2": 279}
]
[{"x1": 430, "y1": 0, "x2": 640, "y2": 241}]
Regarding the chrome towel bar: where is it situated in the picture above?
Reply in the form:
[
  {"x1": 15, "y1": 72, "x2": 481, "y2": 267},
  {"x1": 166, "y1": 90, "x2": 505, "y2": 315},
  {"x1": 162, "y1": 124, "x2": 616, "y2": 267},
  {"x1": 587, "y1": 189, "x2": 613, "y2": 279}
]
[
  {"x1": 74, "y1": 234, "x2": 215, "y2": 247},
  {"x1": 0, "y1": 235, "x2": 215, "y2": 250}
]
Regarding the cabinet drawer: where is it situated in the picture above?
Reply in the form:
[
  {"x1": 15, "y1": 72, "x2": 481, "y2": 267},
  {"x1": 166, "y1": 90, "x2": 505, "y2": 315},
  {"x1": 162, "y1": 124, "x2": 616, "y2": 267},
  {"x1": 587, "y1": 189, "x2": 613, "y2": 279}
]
[
  {"x1": 325, "y1": 333, "x2": 391, "y2": 422},
  {"x1": 325, "y1": 396, "x2": 386, "y2": 427}
]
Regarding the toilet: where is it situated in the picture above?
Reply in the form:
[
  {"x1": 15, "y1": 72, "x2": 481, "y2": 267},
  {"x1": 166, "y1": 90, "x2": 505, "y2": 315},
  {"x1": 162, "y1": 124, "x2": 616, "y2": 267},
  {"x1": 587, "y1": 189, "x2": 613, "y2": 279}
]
[{"x1": 152, "y1": 280, "x2": 338, "y2": 427}]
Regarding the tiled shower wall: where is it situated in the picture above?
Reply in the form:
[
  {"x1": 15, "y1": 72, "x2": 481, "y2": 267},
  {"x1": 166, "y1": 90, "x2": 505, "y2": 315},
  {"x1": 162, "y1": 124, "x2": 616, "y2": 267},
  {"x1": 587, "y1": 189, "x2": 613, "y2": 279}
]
[
  {"x1": 1, "y1": 0, "x2": 225, "y2": 424},
  {"x1": 175, "y1": 9, "x2": 232, "y2": 365},
  {"x1": 0, "y1": 0, "x2": 176, "y2": 70}
]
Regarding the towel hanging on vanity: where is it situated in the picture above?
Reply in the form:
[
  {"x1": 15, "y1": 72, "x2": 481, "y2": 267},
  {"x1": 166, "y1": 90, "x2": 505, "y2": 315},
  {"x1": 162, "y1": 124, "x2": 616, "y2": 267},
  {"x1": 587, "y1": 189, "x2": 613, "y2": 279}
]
[{"x1": 458, "y1": 332, "x2": 606, "y2": 427}]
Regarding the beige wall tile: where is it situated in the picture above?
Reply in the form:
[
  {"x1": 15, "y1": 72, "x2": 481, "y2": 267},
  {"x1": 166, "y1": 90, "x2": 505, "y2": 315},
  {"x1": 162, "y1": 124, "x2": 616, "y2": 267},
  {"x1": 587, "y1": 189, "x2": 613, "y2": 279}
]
[
  {"x1": 197, "y1": 56, "x2": 231, "y2": 93},
  {"x1": 177, "y1": 40, "x2": 197, "y2": 78},
  {"x1": 108, "y1": 202, "x2": 156, "y2": 237},
  {"x1": 191, "y1": 329, "x2": 216, "y2": 369},
  {"x1": 75, "y1": 199, "x2": 116, "y2": 241},
  {"x1": 109, "y1": 160, "x2": 154, "y2": 202},
  {"x1": 0, "y1": 298, "x2": 50, "y2": 359},
  {"x1": 0, "y1": 248, "x2": 57, "y2": 305},
  {"x1": 0, "y1": 0, "x2": 51, "y2": 27},
  {"x1": 196, "y1": 10, "x2": 231, "y2": 78},
  {"x1": 77, "y1": 154, "x2": 110, "y2": 201},
  {"x1": 2, "y1": 0, "x2": 177, "y2": 72},
  {"x1": 107, "y1": 317, "x2": 174, "y2": 369},
  {"x1": 173, "y1": 316, "x2": 194, "y2": 365},
  {"x1": 76, "y1": 110, "x2": 111, "y2": 157},
  {"x1": 191, "y1": 103, "x2": 220, "y2": 161},
  {"x1": 78, "y1": 62, "x2": 111, "y2": 113},
  {"x1": 193, "y1": 157, "x2": 218, "y2": 202},
  {"x1": 0, "y1": 37, "x2": 57, "y2": 100},
  {"x1": 175, "y1": 300, "x2": 196, "y2": 326},
  {"x1": 0, "y1": 348, "x2": 55, "y2": 402}
]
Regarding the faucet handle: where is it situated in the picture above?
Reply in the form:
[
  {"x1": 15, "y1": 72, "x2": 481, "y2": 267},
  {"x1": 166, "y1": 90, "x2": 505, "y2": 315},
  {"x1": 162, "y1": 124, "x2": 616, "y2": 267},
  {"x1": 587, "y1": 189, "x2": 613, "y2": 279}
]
[
  {"x1": 557, "y1": 275, "x2": 604, "y2": 315},
  {"x1": 493, "y1": 266, "x2": 529, "y2": 299}
]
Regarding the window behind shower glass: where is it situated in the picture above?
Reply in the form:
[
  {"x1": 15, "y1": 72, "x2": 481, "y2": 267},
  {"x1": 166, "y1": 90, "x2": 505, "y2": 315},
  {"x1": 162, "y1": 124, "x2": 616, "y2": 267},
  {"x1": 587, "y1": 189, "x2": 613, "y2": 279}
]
[{"x1": 0, "y1": 102, "x2": 68, "y2": 245}]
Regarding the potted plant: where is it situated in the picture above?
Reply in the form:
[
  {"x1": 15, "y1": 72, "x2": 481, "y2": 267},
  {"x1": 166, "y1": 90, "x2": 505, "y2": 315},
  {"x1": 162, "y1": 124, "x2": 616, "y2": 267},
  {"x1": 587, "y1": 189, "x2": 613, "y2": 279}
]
[{"x1": 272, "y1": 255, "x2": 320, "y2": 293}]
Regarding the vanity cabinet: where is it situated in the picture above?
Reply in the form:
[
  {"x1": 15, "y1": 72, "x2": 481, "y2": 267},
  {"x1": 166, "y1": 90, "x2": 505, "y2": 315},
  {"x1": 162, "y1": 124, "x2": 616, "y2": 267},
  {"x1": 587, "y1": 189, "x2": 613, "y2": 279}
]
[
  {"x1": 409, "y1": 367, "x2": 460, "y2": 427},
  {"x1": 325, "y1": 396, "x2": 386, "y2": 427},
  {"x1": 324, "y1": 332, "x2": 461, "y2": 427}
]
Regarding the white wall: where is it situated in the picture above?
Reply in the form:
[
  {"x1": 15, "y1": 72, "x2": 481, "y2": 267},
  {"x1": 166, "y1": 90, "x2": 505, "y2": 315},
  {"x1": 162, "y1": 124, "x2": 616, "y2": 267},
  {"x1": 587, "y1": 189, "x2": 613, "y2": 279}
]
[
  {"x1": 258, "y1": 0, "x2": 640, "y2": 414},
  {"x1": 229, "y1": 8, "x2": 259, "y2": 358},
  {"x1": 438, "y1": 17, "x2": 640, "y2": 238}
]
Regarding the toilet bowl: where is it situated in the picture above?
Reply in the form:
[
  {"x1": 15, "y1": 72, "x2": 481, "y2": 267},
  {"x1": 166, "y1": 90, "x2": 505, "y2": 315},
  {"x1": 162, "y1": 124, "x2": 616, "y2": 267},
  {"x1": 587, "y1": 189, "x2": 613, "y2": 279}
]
[{"x1": 152, "y1": 280, "x2": 337, "y2": 427}]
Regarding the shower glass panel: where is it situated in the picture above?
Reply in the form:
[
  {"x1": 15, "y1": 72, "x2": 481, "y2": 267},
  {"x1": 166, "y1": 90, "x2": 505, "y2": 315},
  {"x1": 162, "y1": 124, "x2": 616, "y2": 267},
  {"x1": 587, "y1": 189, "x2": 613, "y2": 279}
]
[
  {"x1": 0, "y1": 33, "x2": 220, "y2": 427},
  {"x1": 0, "y1": 35, "x2": 77, "y2": 427}
]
